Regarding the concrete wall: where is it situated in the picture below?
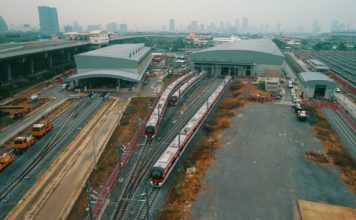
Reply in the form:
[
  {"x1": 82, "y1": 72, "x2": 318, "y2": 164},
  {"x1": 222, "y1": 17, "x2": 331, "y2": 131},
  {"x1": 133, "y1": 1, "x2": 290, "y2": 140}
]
[{"x1": 301, "y1": 81, "x2": 336, "y2": 99}]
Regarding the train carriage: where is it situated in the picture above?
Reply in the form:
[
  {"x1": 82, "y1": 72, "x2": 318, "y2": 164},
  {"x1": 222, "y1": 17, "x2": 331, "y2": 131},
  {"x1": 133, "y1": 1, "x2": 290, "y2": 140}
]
[
  {"x1": 150, "y1": 77, "x2": 232, "y2": 187},
  {"x1": 145, "y1": 72, "x2": 195, "y2": 138},
  {"x1": 170, "y1": 72, "x2": 207, "y2": 106}
]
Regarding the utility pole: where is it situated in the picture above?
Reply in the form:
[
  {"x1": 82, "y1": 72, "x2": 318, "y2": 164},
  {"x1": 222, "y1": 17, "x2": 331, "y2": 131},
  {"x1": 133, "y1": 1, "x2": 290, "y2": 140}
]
[
  {"x1": 118, "y1": 143, "x2": 123, "y2": 183},
  {"x1": 178, "y1": 87, "x2": 181, "y2": 115},
  {"x1": 86, "y1": 181, "x2": 94, "y2": 220},
  {"x1": 145, "y1": 181, "x2": 150, "y2": 220}
]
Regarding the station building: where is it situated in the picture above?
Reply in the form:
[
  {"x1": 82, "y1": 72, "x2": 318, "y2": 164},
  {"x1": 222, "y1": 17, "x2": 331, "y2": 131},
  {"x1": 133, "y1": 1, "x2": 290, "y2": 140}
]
[
  {"x1": 65, "y1": 43, "x2": 152, "y2": 90},
  {"x1": 298, "y1": 72, "x2": 336, "y2": 100},
  {"x1": 191, "y1": 39, "x2": 284, "y2": 77}
]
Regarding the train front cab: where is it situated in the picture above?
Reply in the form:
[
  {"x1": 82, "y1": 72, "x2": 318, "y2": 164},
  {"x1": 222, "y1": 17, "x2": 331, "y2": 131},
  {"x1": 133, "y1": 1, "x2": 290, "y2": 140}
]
[
  {"x1": 170, "y1": 96, "x2": 178, "y2": 106},
  {"x1": 150, "y1": 167, "x2": 164, "y2": 187},
  {"x1": 145, "y1": 125, "x2": 155, "y2": 139}
]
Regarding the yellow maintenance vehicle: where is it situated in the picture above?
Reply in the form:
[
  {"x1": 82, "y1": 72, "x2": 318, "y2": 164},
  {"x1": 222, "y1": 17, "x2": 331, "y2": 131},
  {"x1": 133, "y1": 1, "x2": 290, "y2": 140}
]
[
  {"x1": 0, "y1": 152, "x2": 15, "y2": 171},
  {"x1": 32, "y1": 119, "x2": 52, "y2": 138},
  {"x1": 13, "y1": 136, "x2": 36, "y2": 153}
]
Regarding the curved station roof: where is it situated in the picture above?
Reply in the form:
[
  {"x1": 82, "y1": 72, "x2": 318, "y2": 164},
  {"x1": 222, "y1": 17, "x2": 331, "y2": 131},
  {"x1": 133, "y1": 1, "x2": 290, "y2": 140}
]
[
  {"x1": 191, "y1": 39, "x2": 284, "y2": 66},
  {"x1": 299, "y1": 72, "x2": 336, "y2": 85},
  {"x1": 65, "y1": 43, "x2": 152, "y2": 83}
]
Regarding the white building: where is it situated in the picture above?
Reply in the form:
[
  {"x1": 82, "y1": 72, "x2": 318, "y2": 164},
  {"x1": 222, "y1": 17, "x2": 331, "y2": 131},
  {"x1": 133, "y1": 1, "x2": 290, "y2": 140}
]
[{"x1": 89, "y1": 30, "x2": 109, "y2": 45}]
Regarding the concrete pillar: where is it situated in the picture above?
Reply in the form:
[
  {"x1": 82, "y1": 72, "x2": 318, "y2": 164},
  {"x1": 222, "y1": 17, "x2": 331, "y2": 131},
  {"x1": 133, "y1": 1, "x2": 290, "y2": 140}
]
[
  {"x1": 228, "y1": 67, "x2": 231, "y2": 76},
  {"x1": 49, "y1": 54, "x2": 53, "y2": 68},
  {"x1": 7, "y1": 63, "x2": 12, "y2": 81},
  {"x1": 30, "y1": 57, "x2": 35, "y2": 74},
  {"x1": 68, "y1": 50, "x2": 71, "y2": 62}
]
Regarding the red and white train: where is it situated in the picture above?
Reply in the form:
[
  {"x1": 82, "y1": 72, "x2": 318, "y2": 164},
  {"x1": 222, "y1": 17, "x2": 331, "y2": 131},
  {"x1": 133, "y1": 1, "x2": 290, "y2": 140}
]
[
  {"x1": 170, "y1": 72, "x2": 207, "y2": 106},
  {"x1": 150, "y1": 77, "x2": 232, "y2": 187},
  {"x1": 145, "y1": 73, "x2": 195, "y2": 139}
]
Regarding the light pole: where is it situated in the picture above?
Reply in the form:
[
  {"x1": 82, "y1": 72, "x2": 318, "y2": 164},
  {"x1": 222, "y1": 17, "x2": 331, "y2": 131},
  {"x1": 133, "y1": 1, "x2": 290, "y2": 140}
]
[
  {"x1": 118, "y1": 143, "x2": 123, "y2": 183},
  {"x1": 92, "y1": 133, "x2": 97, "y2": 169},
  {"x1": 145, "y1": 181, "x2": 150, "y2": 220}
]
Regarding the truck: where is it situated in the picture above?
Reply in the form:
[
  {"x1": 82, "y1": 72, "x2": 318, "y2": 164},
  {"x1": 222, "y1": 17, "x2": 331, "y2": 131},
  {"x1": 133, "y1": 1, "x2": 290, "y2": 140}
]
[
  {"x1": 0, "y1": 152, "x2": 15, "y2": 171},
  {"x1": 297, "y1": 110, "x2": 308, "y2": 121},
  {"x1": 13, "y1": 136, "x2": 36, "y2": 153},
  {"x1": 32, "y1": 119, "x2": 52, "y2": 138}
]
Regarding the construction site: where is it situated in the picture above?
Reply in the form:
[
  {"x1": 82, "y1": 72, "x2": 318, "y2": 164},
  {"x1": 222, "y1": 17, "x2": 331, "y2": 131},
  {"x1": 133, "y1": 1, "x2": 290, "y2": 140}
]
[{"x1": 0, "y1": 34, "x2": 355, "y2": 220}]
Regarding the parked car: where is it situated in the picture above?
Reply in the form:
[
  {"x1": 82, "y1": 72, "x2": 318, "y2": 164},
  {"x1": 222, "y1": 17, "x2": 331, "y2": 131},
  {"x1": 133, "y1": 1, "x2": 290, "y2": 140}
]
[{"x1": 335, "y1": 87, "x2": 341, "y2": 93}]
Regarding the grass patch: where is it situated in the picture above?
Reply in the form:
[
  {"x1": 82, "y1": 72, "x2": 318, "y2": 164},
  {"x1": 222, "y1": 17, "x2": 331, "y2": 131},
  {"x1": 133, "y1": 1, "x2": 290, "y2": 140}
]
[
  {"x1": 309, "y1": 109, "x2": 356, "y2": 192},
  {"x1": 158, "y1": 79, "x2": 246, "y2": 220}
]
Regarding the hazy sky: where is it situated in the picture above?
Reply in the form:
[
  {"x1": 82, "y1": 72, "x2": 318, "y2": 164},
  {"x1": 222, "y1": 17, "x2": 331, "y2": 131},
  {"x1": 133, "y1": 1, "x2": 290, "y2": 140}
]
[{"x1": 1, "y1": 0, "x2": 356, "y2": 31}]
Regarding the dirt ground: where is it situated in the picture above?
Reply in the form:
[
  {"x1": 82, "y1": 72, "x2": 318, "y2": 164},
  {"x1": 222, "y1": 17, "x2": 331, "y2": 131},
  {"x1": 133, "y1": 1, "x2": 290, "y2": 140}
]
[
  {"x1": 298, "y1": 200, "x2": 356, "y2": 220},
  {"x1": 309, "y1": 109, "x2": 356, "y2": 193},
  {"x1": 67, "y1": 97, "x2": 154, "y2": 220},
  {"x1": 158, "y1": 80, "x2": 246, "y2": 219}
]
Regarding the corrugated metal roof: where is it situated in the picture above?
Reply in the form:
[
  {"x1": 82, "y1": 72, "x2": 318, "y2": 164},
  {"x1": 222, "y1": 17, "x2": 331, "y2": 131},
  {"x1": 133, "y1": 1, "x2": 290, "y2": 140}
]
[
  {"x1": 64, "y1": 69, "x2": 142, "y2": 82},
  {"x1": 196, "y1": 39, "x2": 283, "y2": 57},
  {"x1": 299, "y1": 72, "x2": 335, "y2": 83},
  {"x1": 308, "y1": 59, "x2": 328, "y2": 67},
  {"x1": 77, "y1": 43, "x2": 150, "y2": 62}
]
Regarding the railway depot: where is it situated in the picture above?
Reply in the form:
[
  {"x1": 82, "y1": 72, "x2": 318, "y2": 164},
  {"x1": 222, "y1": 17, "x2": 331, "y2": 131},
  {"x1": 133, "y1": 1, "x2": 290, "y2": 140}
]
[
  {"x1": 191, "y1": 39, "x2": 284, "y2": 77},
  {"x1": 65, "y1": 43, "x2": 153, "y2": 90},
  {"x1": 298, "y1": 71, "x2": 337, "y2": 100}
]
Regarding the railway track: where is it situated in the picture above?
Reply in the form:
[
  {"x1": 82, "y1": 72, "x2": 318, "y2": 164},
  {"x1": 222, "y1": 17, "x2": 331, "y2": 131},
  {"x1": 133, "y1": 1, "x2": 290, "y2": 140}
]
[
  {"x1": 111, "y1": 79, "x2": 221, "y2": 220},
  {"x1": 323, "y1": 108, "x2": 356, "y2": 150},
  {"x1": 0, "y1": 94, "x2": 106, "y2": 203}
]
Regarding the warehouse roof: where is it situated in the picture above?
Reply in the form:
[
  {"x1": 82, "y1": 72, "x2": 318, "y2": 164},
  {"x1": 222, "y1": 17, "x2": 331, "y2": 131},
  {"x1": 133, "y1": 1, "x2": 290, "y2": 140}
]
[
  {"x1": 65, "y1": 69, "x2": 143, "y2": 82},
  {"x1": 77, "y1": 43, "x2": 150, "y2": 62},
  {"x1": 299, "y1": 72, "x2": 335, "y2": 83},
  {"x1": 197, "y1": 39, "x2": 283, "y2": 57}
]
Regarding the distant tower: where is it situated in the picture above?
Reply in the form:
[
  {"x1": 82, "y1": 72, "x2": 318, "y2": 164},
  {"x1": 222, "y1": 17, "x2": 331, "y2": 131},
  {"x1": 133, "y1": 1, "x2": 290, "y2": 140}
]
[
  {"x1": 277, "y1": 23, "x2": 281, "y2": 33},
  {"x1": 169, "y1": 19, "x2": 175, "y2": 32},
  {"x1": 242, "y1": 17, "x2": 249, "y2": 33},
  {"x1": 312, "y1": 20, "x2": 321, "y2": 33},
  {"x1": 38, "y1": 6, "x2": 60, "y2": 33},
  {"x1": 235, "y1": 19, "x2": 240, "y2": 33},
  {"x1": 0, "y1": 16, "x2": 8, "y2": 32}
]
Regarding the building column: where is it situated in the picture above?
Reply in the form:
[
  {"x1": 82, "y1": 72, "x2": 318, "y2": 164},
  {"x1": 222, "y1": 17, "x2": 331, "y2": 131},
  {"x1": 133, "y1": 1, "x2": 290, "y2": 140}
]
[
  {"x1": 49, "y1": 54, "x2": 53, "y2": 68},
  {"x1": 228, "y1": 67, "x2": 231, "y2": 76},
  {"x1": 7, "y1": 63, "x2": 12, "y2": 81},
  {"x1": 68, "y1": 50, "x2": 71, "y2": 62},
  {"x1": 116, "y1": 79, "x2": 121, "y2": 91},
  {"x1": 30, "y1": 57, "x2": 35, "y2": 74}
]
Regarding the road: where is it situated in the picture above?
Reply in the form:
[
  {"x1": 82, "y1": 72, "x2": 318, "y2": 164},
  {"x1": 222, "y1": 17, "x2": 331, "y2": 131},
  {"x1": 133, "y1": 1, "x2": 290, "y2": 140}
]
[
  {"x1": 190, "y1": 103, "x2": 356, "y2": 219},
  {"x1": 0, "y1": 85, "x2": 68, "y2": 146}
]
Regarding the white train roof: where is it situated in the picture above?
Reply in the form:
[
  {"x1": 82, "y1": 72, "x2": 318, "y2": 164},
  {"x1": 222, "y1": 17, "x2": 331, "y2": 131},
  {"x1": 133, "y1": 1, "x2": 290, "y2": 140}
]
[
  {"x1": 146, "y1": 72, "x2": 194, "y2": 128},
  {"x1": 153, "y1": 77, "x2": 231, "y2": 169}
]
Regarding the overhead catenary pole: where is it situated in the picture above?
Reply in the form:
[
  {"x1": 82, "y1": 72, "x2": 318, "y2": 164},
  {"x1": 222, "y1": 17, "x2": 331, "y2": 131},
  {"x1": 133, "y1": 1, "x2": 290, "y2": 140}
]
[
  {"x1": 118, "y1": 143, "x2": 123, "y2": 183},
  {"x1": 86, "y1": 181, "x2": 94, "y2": 220},
  {"x1": 145, "y1": 181, "x2": 150, "y2": 220}
]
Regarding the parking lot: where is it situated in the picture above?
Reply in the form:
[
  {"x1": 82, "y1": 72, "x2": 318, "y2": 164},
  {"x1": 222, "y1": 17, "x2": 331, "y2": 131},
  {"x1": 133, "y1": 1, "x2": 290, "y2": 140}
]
[{"x1": 190, "y1": 103, "x2": 356, "y2": 219}]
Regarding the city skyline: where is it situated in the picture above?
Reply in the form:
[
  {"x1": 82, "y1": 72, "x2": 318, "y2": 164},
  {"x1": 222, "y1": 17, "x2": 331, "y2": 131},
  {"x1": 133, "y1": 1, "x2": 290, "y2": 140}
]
[{"x1": 1, "y1": 0, "x2": 356, "y2": 32}]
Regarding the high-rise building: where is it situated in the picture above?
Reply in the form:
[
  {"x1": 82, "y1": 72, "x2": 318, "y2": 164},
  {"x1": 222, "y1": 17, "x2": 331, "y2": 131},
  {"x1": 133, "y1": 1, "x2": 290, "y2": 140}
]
[
  {"x1": 277, "y1": 23, "x2": 281, "y2": 33},
  {"x1": 87, "y1": 24, "x2": 102, "y2": 32},
  {"x1": 312, "y1": 20, "x2": 321, "y2": 33},
  {"x1": 119, "y1": 24, "x2": 128, "y2": 33},
  {"x1": 107, "y1": 22, "x2": 118, "y2": 32},
  {"x1": 235, "y1": 19, "x2": 240, "y2": 33},
  {"x1": 0, "y1": 16, "x2": 8, "y2": 32},
  {"x1": 242, "y1": 17, "x2": 249, "y2": 33},
  {"x1": 169, "y1": 19, "x2": 175, "y2": 32},
  {"x1": 38, "y1": 6, "x2": 60, "y2": 33},
  {"x1": 190, "y1": 21, "x2": 198, "y2": 32},
  {"x1": 64, "y1": 25, "x2": 73, "y2": 33}
]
